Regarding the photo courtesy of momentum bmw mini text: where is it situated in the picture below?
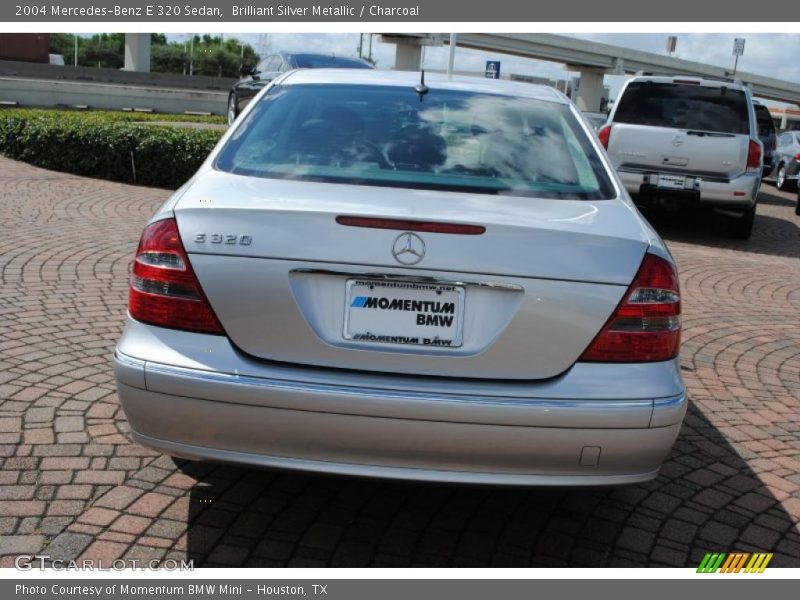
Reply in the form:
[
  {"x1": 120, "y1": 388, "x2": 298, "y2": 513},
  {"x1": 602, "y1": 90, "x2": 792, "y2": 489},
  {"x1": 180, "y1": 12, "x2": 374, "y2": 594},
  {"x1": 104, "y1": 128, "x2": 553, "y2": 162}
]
[{"x1": 0, "y1": 0, "x2": 798, "y2": 597}]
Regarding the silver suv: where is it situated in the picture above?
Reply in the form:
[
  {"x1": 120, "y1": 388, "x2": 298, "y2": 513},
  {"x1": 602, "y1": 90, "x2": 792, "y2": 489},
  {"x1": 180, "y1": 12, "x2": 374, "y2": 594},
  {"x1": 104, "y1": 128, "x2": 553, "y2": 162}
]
[{"x1": 601, "y1": 75, "x2": 763, "y2": 239}]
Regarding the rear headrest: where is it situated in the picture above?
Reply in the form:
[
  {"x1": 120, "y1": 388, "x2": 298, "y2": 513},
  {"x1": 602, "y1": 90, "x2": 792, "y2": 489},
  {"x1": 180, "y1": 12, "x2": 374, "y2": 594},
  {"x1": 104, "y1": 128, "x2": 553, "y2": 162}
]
[{"x1": 387, "y1": 125, "x2": 446, "y2": 171}]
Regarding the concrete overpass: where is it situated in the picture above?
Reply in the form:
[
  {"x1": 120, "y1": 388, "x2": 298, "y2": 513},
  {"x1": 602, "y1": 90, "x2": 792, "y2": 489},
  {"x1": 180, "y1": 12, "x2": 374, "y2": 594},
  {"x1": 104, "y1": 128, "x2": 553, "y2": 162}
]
[
  {"x1": 382, "y1": 33, "x2": 800, "y2": 111},
  {"x1": 47, "y1": 32, "x2": 800, "y2": 116}
]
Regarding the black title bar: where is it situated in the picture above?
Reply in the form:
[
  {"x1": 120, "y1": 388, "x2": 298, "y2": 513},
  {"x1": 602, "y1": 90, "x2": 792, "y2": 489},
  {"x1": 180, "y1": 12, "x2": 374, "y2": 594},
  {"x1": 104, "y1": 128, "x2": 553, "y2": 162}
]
[{"x1": 2, "y1": 0, "x2": 793, "y2": 22}]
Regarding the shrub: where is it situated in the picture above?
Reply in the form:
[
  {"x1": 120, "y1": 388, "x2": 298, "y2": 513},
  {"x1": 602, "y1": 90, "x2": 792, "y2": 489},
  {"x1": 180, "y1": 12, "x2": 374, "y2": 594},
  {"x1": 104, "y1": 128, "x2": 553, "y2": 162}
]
[{"x1": 0, "y1": 108, "x2": 225, "y2": 189}]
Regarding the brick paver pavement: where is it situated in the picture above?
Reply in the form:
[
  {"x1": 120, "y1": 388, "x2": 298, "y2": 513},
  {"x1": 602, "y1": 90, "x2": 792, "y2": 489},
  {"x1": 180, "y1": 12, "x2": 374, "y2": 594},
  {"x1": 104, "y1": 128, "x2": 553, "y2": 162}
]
[{"x1": 0, "y1": 156, "x2": 798, "y2": 567}]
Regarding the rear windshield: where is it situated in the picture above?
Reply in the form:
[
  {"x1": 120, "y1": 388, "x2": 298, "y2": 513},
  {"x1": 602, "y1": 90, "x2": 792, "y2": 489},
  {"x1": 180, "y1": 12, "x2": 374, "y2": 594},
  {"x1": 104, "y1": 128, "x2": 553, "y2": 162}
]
[
  {"x1": 294, "y1": 55, "x2": 371, "y2": 69},
  {"x1": 754, "y1": 105, "x2": 776, "y2": 138},
  {"x1": 215, "y1": 84, "x2": 616, "y2": 200},
  {"x1": 614, "y1": 81, "x2": 749, "y2": 134}
]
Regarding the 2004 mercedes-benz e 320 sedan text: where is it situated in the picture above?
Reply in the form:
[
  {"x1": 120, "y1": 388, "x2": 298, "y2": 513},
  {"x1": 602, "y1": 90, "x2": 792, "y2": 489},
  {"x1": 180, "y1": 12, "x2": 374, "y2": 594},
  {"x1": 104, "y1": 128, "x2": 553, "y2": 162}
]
[{"x1": 113, "y1": 70, "x2": 687, "y2": 486}]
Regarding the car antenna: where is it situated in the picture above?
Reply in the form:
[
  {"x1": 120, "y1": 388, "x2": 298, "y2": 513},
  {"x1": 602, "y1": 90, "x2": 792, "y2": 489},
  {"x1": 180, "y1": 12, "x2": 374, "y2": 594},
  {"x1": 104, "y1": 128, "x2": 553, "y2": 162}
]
[{"x1": 415, "y1": 70, "x2": 429, "y2": 101}]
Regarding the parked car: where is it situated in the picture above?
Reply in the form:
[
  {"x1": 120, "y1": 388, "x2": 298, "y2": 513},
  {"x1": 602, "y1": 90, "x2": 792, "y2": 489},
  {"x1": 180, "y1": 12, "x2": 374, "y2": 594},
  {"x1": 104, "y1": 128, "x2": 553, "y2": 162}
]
[
  {"x1": 753, "y1": 102, "x2": 777, "y2": 179},
  {"x1": 227, "y1": 52, "x2": 373, "y2": 125},
  {"x1": 582, "y1": 111, "x2": 608, "y2": 132},
  {"x1": 773, "y1": 130, "x2": 800, "y2": 191},
  {"x1": 600, "y1": 75, "x2": 763, "y2": 239},
  {"x1": 115, "y1": 70, "x2": 686, "y2": 486}
]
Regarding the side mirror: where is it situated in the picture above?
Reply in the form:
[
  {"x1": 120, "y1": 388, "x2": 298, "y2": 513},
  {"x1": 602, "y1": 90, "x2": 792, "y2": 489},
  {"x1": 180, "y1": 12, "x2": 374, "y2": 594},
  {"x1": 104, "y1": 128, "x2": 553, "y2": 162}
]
[{"x1": 240, "y1": 65, "x2": 255, "y2": 77}]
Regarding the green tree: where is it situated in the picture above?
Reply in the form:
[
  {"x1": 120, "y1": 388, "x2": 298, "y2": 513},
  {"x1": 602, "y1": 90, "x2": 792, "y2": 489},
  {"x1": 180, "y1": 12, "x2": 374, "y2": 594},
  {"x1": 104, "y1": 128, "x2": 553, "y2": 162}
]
[
  {"x1": 151, "y1": 44, "x2": 190, "y2": 74},
  {"x1": 193, "y1": 46, "x2": 238, "y2": 77},
  {"x1": 223, "y1": 37, "x2": 260, "y2": 69},
  {"x1": 187, "y1": 36, "x2": 259, "y2": 77},
  {"x1": 49, "y1": 33, "x2": 77, "y2": 65},
  {"x1": 50, "y1": 33, "x2": 124, "y2": 68},
  {"x1": 81, "y1": 33, "x2": 124, "y2": 69},
  {"x1": 50, "y1": 32, "x2": 259, "y2": 76}
]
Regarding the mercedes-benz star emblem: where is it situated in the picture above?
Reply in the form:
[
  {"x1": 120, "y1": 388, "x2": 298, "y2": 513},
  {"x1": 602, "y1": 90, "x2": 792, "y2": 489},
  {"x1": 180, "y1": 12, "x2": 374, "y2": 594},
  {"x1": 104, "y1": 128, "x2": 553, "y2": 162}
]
[
  {"x1": 391, "y1": 232, "x2": 426, "y2": 265},
  {"x1": 671, "y1": 134, "x2": 684, "y2": 147}
]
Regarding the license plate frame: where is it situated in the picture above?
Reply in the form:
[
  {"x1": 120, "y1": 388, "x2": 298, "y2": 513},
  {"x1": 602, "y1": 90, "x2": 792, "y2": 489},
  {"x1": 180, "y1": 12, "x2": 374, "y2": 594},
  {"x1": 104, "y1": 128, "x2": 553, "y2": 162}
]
[{"x1": 343, "y1": 279, "x2": 465, "y2": 348}]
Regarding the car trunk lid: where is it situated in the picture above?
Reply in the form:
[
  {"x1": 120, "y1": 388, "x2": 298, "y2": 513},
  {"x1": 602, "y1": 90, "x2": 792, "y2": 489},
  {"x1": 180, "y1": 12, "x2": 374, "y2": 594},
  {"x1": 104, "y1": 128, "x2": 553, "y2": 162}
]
[
  {"x1": 173, "y1": 170, "x2": 651, "y2": 379},
  {"x1": 608, "y1": 124, "x2": 750, "y2": 180}
]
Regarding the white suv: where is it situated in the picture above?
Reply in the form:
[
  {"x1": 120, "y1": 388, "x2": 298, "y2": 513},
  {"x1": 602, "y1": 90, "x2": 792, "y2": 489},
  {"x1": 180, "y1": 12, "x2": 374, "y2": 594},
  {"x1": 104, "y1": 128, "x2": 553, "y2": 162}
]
[{"x1": 600, "y1": 75, "x2": 763, "y2": 239}]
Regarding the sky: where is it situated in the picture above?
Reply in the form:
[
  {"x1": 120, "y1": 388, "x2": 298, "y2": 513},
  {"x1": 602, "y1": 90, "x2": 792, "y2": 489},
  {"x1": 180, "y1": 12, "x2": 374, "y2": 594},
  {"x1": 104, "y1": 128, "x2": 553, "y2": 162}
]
[{"x1": 164, "y1": 32, "x2": 799, "y2": 107}]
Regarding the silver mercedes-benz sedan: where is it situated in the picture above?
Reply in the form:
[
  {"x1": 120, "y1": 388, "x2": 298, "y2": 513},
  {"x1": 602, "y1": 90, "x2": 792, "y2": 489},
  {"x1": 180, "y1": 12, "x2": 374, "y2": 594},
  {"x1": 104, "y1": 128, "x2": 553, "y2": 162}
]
[{"x1": 114, "y1": 69, "x2": 686, "y2": 486}]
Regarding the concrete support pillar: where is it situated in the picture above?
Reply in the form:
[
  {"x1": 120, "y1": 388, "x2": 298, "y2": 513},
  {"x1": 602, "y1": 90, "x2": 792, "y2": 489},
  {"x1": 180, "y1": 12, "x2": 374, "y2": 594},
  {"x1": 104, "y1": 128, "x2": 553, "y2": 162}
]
[
  {"x1": 124, "y1": 33, "x2": 151, "y2": 72},
  {"x1": 571, "y1": 67, "x2": 606, "y2": 112},
  {"x1": 394, "y1": 42, "x2": 422, "y2": 71}
]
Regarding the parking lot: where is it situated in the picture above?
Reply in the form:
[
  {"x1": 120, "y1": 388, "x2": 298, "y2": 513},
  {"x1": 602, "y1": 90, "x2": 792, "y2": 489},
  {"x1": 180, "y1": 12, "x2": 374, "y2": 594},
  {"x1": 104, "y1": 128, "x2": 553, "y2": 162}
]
[{"x1": 0, "y1": 154, "x2": 798, "y2": 567}]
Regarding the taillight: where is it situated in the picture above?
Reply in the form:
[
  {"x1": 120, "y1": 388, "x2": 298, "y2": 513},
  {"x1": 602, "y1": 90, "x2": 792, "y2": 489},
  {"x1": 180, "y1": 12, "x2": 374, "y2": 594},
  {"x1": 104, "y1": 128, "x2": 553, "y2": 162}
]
[
  {"x1": 128, "y1": 218, "x2": 224, "y2": 334},
  {"x1": 597, "y1": 124, "x2": 611, "y2": 149},
  {"x1": 794, "y1": 152, "x2": 800, "y2": 161},
  {"x1": 579, "y1": 253, "x2": 680, "y2": 363},
  {"x1": 746, "y1": 139, "x2": 762, "y2": 171}
]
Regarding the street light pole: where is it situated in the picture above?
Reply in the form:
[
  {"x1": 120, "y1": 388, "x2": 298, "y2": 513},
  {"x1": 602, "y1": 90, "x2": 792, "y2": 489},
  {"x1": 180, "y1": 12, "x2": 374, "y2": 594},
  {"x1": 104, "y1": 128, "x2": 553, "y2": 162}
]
[
  {"x1": 447, "y1": 33, "x2": 457, "y2": 79},
  {"x1": 74, "y1": 34, "x2": 78, "y2": 66}
]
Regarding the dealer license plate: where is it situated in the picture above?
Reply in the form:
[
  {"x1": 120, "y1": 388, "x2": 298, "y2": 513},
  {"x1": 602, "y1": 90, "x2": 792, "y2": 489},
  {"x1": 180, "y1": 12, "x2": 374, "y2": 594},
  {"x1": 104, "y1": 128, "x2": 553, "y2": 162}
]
[
  {"x1": 344, "y1": 279, "x2": 465, "y2": 348},
  {"x1": 657, "y1": 174, "x2": 687, "y2": 189}
]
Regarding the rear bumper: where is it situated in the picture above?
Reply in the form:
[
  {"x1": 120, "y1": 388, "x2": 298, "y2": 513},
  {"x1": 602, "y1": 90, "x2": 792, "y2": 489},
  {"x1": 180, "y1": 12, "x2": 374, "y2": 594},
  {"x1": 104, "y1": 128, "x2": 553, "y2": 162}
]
[
  {"x1": 114, "y1": 319, "x2": 687, "y2": 486},
  {"x1": 618, "y1": 168, "x2": 760, "y2": 210}
]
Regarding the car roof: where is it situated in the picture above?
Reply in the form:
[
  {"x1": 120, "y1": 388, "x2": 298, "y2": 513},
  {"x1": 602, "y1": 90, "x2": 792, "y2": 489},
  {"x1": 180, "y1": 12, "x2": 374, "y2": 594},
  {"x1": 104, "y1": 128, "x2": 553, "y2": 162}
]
[
  {"x1": 277, "y1": 69, "x2": 569, "y2": 103},
  {"x1": 286, "y1": 52, "x2": 356, "y2": 58},
  {"x1": 626, "y1": 75, "x2": 748, "y2": 91}
]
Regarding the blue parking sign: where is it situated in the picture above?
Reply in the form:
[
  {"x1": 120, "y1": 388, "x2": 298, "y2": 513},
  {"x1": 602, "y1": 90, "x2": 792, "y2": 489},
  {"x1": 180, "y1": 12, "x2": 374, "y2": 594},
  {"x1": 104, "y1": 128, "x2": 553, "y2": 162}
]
[{"x1": 485, "y1": 61, "x2": 501, "y2": 79}]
